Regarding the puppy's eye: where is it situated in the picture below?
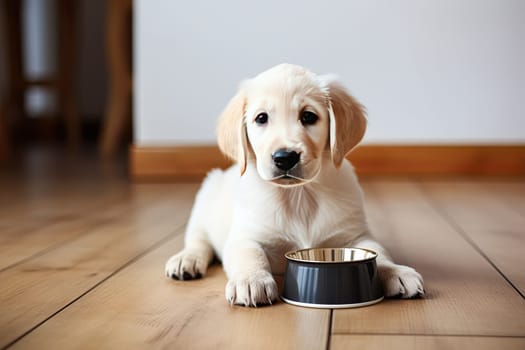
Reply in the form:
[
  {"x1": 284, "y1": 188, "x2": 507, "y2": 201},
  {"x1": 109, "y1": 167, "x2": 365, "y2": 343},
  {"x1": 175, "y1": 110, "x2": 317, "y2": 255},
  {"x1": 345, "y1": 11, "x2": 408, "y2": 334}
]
[
  {"x1": 255, "y1": 113, "x2": 268, "y2": 125},
  {"x1": 300, "y1": 111, "x2": 318, "y2": 126}
]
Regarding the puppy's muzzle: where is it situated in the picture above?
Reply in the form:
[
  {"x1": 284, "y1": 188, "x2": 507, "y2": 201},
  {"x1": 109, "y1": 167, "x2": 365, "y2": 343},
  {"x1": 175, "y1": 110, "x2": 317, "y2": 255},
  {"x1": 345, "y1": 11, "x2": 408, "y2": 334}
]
[{"x1": 272, "y1": 149, "x2": 300, "y2": 171}]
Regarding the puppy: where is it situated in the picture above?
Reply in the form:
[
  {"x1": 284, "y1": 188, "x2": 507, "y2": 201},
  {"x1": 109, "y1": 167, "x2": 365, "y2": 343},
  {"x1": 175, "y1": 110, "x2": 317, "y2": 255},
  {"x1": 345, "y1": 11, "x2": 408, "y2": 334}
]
[{"x1": 165, "y1": 64, "x2": 424, "y2": 306}]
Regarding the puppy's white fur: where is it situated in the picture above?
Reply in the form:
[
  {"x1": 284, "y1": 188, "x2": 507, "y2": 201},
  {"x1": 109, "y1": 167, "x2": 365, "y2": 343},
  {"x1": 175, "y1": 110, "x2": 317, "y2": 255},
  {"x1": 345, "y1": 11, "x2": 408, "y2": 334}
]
[{"x1": 165, "y1": 64, "x2": 424, "y2": 306}]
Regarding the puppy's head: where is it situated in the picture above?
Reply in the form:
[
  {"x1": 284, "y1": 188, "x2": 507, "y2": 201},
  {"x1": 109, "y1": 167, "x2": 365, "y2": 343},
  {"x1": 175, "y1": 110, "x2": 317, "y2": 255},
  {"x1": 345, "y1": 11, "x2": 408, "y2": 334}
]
[{"x1": 217, "y1": 64, "x2": 366, "y2": 187}]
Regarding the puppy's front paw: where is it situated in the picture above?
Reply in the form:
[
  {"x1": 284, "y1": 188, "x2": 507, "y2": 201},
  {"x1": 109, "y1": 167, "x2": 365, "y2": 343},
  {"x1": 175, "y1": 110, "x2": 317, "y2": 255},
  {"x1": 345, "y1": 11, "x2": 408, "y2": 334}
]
[
  {"x1": 379, "y1": 263, "x2": 424, "y2": 298},
  {"x1": 225, "y1": 271, "x2": 278, "y2": 307},
  {"x1": 165, "y1": 250, "x2": 208, "y2": 280}
]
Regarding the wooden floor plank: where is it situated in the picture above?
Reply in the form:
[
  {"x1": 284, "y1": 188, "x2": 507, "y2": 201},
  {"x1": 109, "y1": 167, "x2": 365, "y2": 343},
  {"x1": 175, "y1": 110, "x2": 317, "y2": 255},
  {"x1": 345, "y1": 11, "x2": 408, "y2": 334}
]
[
  {"x1": 0, "y1": 192, "x2": 130, "y2": 271},
  {"x1": 0, "y1": 152, "x2": 129, "y2": 259},
  {"x1": 421, "y1": 180, "x2": 525, "y2": 296},
  {"x1": 0, "y1": 178, "x2": 126, "y2": 223},
  {"x1": 0, "y1": 184, "x2": 198, "y2": 349},
  {"x1": 331, "y1": 335, "x2": 525, "y2": 350},
  {"x1": 332, "y1": 181, "x2": 525, "y2": 336},
  {"x1": 3, "y1": 149, "x2": 525, "y2": 349},
  {"x1": 0, "y1": 217, "x2": 107, "y2": 272},
  {"x1": 0, "y1": 147, "x2": 129, "y2": 224},
  {"x1": 9, "y1": 235, "x2": 331, "y2": 350},
  {"x1": 469, "y1": 181, "x2": 525, "y2": 216}
]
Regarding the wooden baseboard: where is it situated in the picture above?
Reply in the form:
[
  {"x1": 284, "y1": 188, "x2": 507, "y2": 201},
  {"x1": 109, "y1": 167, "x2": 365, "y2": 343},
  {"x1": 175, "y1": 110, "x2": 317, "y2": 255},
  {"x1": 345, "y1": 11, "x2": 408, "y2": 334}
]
[
  {"x1": 130, "y1": 145, "x2": 230, "y2": 180},
  {"x1": 130, "y1": 144, "x2": 525, "y2": 180}
]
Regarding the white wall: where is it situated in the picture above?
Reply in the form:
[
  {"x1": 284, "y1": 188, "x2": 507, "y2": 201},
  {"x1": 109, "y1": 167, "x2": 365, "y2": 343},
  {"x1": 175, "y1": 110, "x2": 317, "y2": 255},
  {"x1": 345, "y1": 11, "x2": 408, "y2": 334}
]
[{"x1": 135, "y1": 0, "x2": 525, "y2": 146}]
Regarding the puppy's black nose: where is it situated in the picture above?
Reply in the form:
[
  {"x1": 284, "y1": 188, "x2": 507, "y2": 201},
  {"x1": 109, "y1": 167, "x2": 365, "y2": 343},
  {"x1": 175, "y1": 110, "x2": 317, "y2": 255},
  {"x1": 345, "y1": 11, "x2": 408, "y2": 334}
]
[{"x1": 272, "y1": 149, "x2": 300, "y2": 171}]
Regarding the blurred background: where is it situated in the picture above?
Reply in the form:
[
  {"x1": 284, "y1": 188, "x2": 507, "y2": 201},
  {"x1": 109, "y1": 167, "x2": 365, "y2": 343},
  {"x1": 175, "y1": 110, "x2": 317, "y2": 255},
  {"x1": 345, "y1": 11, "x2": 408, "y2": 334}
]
[
  {"x1": 0, "y1": 0, "x2": 524, "y2": 173},
  {"x1": 0, "y1": 0, "x2": 130, "y2": 160}
]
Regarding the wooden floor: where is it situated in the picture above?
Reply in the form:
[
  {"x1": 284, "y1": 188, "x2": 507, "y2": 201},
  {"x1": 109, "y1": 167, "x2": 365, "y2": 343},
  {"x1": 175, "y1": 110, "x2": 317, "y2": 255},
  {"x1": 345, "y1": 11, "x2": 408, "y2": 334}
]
[{"x1": 1, "y1": 148, "x2": 524, "y2": 349}]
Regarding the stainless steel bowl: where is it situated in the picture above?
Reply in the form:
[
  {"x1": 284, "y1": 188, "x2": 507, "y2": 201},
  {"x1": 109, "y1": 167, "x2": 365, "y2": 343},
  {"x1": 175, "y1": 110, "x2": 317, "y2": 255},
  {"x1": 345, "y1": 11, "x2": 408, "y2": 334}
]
[{"x1": 281, "y1": 248, "x2": 384, "y2": 308}]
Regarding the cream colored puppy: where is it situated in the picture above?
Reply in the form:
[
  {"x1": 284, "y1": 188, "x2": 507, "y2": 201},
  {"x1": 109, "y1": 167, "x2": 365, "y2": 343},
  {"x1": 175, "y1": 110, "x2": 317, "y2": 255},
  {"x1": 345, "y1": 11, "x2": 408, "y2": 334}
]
[{"x1": 165, "y1": 64, "x2": 424, "y2": 306}]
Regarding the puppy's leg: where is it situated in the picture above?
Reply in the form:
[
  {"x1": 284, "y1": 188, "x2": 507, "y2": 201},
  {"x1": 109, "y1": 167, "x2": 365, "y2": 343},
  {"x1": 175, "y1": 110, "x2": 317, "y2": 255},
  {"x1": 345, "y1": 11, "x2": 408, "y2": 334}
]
[
  {"x1": 223, "y1": 239, "x2": 279, "y2": 307},
  {"x1": 354, "y1": 235, "x2": 424, "y2": 298},
  {"x1": 165, "y1": 172, "x2": 221, "y2": 280},
  {"x1": 165, "y1": 230, "x2": 213, "y2": 280}
]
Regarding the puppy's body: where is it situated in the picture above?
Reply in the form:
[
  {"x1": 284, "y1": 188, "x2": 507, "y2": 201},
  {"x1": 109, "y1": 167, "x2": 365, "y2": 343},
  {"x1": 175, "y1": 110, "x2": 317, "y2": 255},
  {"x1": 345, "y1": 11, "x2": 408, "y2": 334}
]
[
  {"x1": 188, "y1": 159, "x2": 366, "y2": 273},
  {"x1": 165, "y1": 64, "x2": 424, "y2": 306}
]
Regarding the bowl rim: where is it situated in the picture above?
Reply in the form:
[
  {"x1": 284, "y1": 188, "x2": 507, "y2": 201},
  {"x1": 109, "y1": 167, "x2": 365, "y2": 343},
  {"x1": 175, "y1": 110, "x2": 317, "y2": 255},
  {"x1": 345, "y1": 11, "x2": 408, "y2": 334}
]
[
  {"x1": 281, "y1": 295, "x2": 384, "y2": 309},
  {"x1": 284, "y1": 247, "x2": 378, "y2": 264}
]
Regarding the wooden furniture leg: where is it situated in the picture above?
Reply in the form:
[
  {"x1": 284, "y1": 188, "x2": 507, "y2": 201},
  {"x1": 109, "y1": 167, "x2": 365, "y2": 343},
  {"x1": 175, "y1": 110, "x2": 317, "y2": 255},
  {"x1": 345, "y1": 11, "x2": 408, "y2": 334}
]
[
  {"x1": 0, "y1": 1, "x2": 14, "y2": 160},
  {"x1": 99, "y1": 0, "x2": 132, "y2": 157},
  {"x1": 3, "y1": 0, "x2": 24, "y2": 140},
  {"x1": 58, "y1": 0, "x2": 81, "y2": 148},
  {"x1": 0, "y1": 105, "x2": 9, "y2": 160}
]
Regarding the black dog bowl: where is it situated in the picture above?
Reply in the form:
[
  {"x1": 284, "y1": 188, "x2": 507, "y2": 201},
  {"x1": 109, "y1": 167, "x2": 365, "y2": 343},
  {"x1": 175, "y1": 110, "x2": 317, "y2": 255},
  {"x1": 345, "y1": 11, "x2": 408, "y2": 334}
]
[{"x1": 281, "y1": 248, "x2": 384, "y2": 308}]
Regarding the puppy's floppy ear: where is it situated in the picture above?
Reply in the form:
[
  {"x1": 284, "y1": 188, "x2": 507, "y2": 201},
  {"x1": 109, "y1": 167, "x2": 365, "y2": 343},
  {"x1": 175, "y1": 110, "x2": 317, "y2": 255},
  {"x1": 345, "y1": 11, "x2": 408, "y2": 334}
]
[
  {"x1": 324, "y1": 78, "x2": 367, "y2": 168},
  {"x1": 217, "y1": 88, "x2": 249, "y2": 175}
]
